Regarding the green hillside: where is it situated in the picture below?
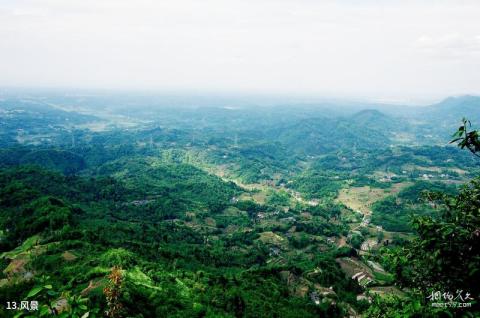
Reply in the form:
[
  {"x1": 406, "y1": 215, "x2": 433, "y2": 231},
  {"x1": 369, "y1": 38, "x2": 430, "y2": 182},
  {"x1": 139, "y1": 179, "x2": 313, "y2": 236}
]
[{"x1": 0, "y1": 93, "x2": 479, "y2": 317}]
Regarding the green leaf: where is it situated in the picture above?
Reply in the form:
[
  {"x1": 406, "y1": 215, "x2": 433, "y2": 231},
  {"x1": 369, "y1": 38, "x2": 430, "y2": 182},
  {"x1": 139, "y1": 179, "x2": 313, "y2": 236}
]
[
  {"x1": 27, "y1": 286, "x2": 43, "y2": 298},
  {"x1": 40, "y1": 306, "x2": 50, "y2": 315},
  {"x1": 44, "y1": 284, "x2": 53, "y2": 289},
  {"x1": 413, "y1": 300, "x2": 421, "y2": 311}
]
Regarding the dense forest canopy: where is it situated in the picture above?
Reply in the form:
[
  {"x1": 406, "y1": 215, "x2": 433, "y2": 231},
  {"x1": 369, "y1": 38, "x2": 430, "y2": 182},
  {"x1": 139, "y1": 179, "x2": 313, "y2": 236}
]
[{"x1": 0, "y1": 91, "x2": 479, "y2": 317}]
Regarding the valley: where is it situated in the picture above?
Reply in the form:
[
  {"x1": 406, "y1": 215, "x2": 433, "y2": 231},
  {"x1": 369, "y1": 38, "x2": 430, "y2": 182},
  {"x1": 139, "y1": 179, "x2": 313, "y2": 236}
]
[{"x1": 0, "y1": 92, "x2": 479, "y2": 317}]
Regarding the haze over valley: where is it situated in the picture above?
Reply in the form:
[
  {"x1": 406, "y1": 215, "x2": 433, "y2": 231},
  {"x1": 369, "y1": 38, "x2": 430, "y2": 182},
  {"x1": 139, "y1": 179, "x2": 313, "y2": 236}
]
[
  {"x1": 1, "y1": 0, "x2": 480, "y2": 317},
  {"x1": 0, "y1": 91, "x2": 479, "y2": 316}
]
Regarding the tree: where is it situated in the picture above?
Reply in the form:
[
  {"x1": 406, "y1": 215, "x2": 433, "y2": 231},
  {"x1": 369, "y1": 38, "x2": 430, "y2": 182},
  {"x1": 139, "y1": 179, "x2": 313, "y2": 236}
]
[
  {"x1": 368, "y1": 120, "x2": 480, "y2": 317},
  {"x1": 451, "y1": 118, "x2": 480, "y2": 157}
]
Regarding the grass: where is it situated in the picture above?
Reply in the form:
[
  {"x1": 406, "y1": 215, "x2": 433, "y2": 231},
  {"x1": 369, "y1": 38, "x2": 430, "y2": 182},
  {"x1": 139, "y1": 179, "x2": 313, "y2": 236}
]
[
  {"x1": 1, "y1": 235, "x2": 41, "y2": 259},
  {"x1": 257, "y1": 231, "x2": 285, "y2": 245},
  {"x1": 337, "y1": 186, "x2": 387, "y2": 215},
  {"x1": 336, "y1": 182, "x2": 412, "y2": 216},
  {"x1": 372, "y1": 271, "x2": 395, "y2": 285}
]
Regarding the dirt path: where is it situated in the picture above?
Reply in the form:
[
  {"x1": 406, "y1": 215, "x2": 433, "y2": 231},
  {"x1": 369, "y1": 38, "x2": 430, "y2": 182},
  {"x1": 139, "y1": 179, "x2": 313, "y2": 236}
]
[
  {"x1": 361, "y1": 238, "x2": 378, "y2": 251},
  {"x1": 337, "y1": 236, "x2": 347, "y2": 247}
]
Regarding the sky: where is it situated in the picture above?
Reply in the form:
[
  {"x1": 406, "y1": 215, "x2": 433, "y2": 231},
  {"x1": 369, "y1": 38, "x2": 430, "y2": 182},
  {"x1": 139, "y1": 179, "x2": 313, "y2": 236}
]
[{"x1": 1, "y1": 0, "x2": 479, "y2": 104}]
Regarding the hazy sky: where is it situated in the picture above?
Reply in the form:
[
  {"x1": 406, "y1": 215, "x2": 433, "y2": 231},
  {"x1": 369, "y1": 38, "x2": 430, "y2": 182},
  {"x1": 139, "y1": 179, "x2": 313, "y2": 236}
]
[{"x1": 1, "y1": 0, "x2": 479, "y2": 103}]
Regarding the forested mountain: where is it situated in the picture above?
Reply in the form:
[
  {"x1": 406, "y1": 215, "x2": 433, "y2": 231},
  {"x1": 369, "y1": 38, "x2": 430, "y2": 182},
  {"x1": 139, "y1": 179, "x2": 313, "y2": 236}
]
[
  {"x1": 0, "y1": 91, "x2": 479, "y2": 317},
  {"x1": 425, "y1": 95, "x2": 480, "y2": 123}
]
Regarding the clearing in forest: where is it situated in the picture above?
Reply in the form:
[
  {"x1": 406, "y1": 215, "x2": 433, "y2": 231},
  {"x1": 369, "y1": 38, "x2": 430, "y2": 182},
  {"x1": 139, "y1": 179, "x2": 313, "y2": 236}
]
[
  {"x1": 258, "y1": 231, "x2": 286, "y2": 245},
  {"x1": 336, "y1": 186, "x2": 386, "y2": 215},
  {"x1": 336, "y1": 183, "x2": 411, "y2": 216}
]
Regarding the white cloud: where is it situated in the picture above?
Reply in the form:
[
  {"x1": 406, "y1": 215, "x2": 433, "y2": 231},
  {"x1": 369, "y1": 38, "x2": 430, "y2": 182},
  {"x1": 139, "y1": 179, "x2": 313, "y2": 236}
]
[
  {"x1": 415, "y1": 34, "x2": 480, "y2": 58},
  {"x1": 0, "y1": 0, "x2": 479, "y2": 102}
]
